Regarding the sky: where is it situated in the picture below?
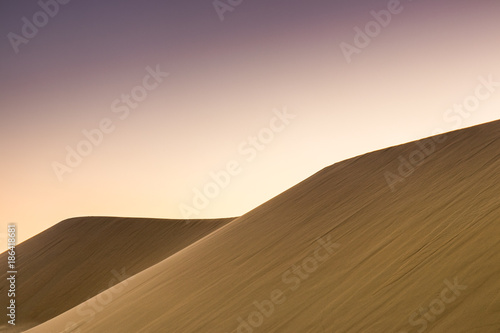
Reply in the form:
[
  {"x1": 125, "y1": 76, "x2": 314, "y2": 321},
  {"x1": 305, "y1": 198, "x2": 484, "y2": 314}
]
[{"x1": 1, "y1": 0, "x2": 499, "y2": 244}]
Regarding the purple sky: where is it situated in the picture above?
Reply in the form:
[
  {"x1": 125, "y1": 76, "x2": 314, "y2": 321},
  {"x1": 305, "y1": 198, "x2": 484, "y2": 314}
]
[{"x1": 1, "y1": 0, "x2": 500, "y2": 243}]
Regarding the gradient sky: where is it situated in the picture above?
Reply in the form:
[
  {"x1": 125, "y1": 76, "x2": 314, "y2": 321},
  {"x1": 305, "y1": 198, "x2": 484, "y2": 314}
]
[{"x1": 1, "y1": 0, "x2": 499, "y2": 243}]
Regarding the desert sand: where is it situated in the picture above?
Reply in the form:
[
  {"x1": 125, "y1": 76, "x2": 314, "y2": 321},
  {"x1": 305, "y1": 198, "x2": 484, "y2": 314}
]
[
  {"x1": 0, "y1": 217, "x2": 233, "y2": 332},
  {"x1": 14, "y1": 120, "x2": 500, "y2": 332}
]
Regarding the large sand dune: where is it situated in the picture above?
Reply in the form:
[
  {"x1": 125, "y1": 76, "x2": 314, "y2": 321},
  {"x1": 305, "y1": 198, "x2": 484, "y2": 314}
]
[
  {"x1": 0, "y1": 217, "x2": 233, "y2": 332},
  {"x1": 27, "y1": 120, "x2": 500, "y2": 332}
]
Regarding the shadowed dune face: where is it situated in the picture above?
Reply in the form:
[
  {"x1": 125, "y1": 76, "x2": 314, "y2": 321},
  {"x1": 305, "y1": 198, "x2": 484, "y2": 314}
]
[
  {"x1": 28, "y1": 121, "x2": 500, "y2": 333},
  {"x1": 0, "y1": 217, "x2": 234, "y2": 332}
]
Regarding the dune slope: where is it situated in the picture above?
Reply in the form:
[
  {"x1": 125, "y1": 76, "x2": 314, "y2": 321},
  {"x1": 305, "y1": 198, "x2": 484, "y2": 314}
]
[
  {"x1": 29, "y1": 121, "x2": 500, "y2": 333},
  {"x1": 0, "y1": 217, "x2": 233, "y2": 332}
]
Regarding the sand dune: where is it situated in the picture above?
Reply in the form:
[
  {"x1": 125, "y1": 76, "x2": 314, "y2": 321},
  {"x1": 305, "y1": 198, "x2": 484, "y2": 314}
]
[
  {"x1": 0, "y1": 217, "x2": 233, "y2": 332},
  {"x1": 28, "y1": 120, "x2": 500, "y2": 332}
]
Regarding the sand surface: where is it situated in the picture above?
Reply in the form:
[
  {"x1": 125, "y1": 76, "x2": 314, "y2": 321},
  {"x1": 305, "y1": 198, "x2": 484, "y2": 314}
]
[
  {"x1": 21, "y1": 121, "x2": 500, "y2": 332},
  {"x1": 0, "y1": 217, "x2": 233, "y2": 332}
]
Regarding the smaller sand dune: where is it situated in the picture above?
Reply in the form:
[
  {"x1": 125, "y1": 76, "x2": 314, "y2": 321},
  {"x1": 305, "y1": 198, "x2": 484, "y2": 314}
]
[{"x1": 0, "y1": 216, "x2": 233, "y2": 332}]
